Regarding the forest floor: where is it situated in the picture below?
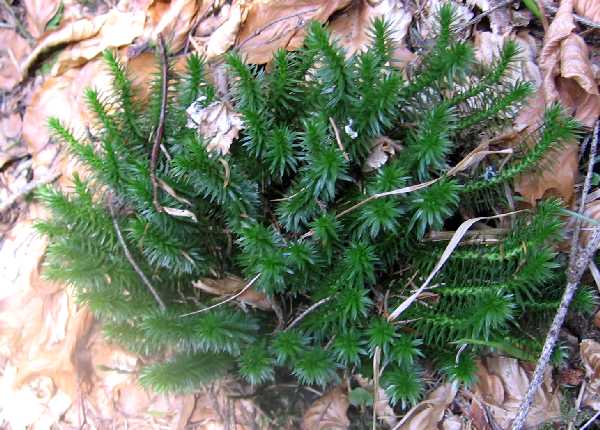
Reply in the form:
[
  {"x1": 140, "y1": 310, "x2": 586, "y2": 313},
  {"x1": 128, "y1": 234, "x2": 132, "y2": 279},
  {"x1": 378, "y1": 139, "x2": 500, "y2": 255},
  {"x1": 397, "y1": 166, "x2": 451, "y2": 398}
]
[{"x1": 2, "y1": 0, "x2": 600, "y2": 428}]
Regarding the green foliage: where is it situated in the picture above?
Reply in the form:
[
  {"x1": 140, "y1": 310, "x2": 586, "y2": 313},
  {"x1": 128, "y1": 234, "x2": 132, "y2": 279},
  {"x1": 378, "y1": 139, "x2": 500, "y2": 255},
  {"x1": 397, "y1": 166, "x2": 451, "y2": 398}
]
[{"x1": 37, "y1": 3, "x2": 584, "y2": 414}]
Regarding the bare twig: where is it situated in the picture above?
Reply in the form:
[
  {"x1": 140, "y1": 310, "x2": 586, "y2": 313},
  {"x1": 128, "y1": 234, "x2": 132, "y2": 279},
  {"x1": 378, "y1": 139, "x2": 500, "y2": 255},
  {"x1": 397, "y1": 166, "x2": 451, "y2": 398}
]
[
  {"x1": 512, "y1": 123, "x2": 600, "y2": 430},
  {"x1": 329, "y1": 117, "x2": 349, "y2": 162},
  {"x1": 150, "y1": 34, "x2": 168, "y2": 213},
  {"x1": 459, "y1": 0, "x2": 514, "y2": 30},
  {"x1": 581, "y1": 410, "x2": 600, "y2": 430},
  {"x1": 372, "y1": 346, "x2": 381, "y2": 430},
  {"x1": 285, "y1": 296, "x2": 333, "y2": 330},
  {"x1": 109, "y1": 205, "x2": 166, "y2": 311},
  {"x1": 542, "y1": 1, "x2": 600, "y2": 29},
  {"x1": 568, "y1": 379, "x2": 587, "y2": 430},
  {"x1": 180, "y1": 273, "x2": 261, "y2": 317},
  {"x1": 0, "y1": 171, "x2": 61, "y2": 214}
]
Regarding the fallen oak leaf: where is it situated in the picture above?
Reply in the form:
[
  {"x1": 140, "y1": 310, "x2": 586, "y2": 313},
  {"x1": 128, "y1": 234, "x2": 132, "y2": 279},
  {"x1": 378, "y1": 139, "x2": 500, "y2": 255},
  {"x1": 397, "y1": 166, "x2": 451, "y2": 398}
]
[
  {"x1": 395, "y1": 383, "x2": 457, "y2": 429},
  {"x1": 301, "y1": 385, "x2": 350, "y2": 430},
  {"x1": 19, "y1": 9, "x2": 145, "y2": 81},
  {"x1": 236, "y1": 0, "x2": 352, "y2": 64}
]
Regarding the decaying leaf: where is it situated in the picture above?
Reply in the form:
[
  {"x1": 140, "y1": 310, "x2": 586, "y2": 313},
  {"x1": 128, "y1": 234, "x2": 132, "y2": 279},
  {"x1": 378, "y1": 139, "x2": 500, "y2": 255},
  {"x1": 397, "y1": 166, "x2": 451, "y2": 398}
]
[
  {"x1": 575, "y1": 0, "x2": 600, "y2": 22},
  {"x1": 0, "y1": 29, "x2": 31, "y2": 91},
  {"x1": 472, "y1": 356, "x2": 561, "y2": 428},
  {"x1": 539, "y1": 0, "x2": 600, "y2": 127},
  {"x1": 186, "y1": 99, "x2": 244, "y2": 155},
  {"x1": 581, "y1": 339, "x2": 600, "y2": 410},
  {"x1": 355, "y1": 374, "x2": 398, "y2": 427},
  {"x1": 363, "y1": 136, "x2": 403, "y2": 172},
  {"x1": 204, "y1": 2, "x2": 246, "y2": 59},
  {"x1": 236, "y1": 0, "x2": 352, "y2": 64},
  {"x1": 23, "y1": 0, "x2": 61, "y2": 38},
  {"x1": 328, "y1": 0, "x2": 414, "y2": 66},
  {"x1": 146, "y1": 0, "x2": 207, "y2": 53},
  {"x1": 20, "y1": 9, "x2": 145, "y2": 80},
  {"x1": 396, "y1": 383, "x2": 457, "y2": 429},
  {"x1": 301, "y1": 386, "x2": 350, "y2": 430},
  {"x1": 193, "y1": 275, "x2": 272, "y2": 311}
]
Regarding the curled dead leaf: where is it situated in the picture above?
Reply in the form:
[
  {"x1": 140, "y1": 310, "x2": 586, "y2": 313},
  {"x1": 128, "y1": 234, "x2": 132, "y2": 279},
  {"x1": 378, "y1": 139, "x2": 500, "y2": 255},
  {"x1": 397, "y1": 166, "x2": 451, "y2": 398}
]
[
  {"x1": 301, "y1": 386, "x2": 350, "y2": 430},
  {"x1": 204, "y1": 2, "x2": 245, "y2": 59},
  {"x1": 186, "y1": 99, "x2": 244, "y2": 155},
  {"x1": 355, "y1": 374, "x2": 397, "y2": 427},
  {"x1": 237, "y1": 0, "x2": 352, "y2": 64},
  {"x1": 472, "y1": 356, "x2": 561, "y2": 428},
  {"x1": 20, "y1": 9, "x2": 145, "y2": 81},
  {"x1": 146, "y1": 0, "x2": 206, "y2": 52},
  {"x1": 363, "y1": 136, "x2": 403, "y2": 172},
  {"x1": 581, "y1": 339, "x2": 600, "y2": 410},
  {"x1": 396, "y1": 383, "x2": 457, "y2": 430}
]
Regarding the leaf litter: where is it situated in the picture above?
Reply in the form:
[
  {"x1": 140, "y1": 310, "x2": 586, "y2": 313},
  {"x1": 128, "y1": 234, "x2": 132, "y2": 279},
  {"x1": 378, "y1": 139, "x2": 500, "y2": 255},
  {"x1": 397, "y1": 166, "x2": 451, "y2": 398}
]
[{"x1": 2, "y1": 0, "x2": 600, "y2": 427}]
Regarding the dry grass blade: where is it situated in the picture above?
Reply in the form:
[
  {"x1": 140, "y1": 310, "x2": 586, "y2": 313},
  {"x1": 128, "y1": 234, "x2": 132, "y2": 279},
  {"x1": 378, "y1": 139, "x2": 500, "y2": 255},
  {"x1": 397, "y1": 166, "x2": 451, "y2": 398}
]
[
  {"x1": 179, "y1": 274, "x2": 261, "y2": 317},
  {"x1": 387, "y1": 210, "x2": 525, "y2": 322}
]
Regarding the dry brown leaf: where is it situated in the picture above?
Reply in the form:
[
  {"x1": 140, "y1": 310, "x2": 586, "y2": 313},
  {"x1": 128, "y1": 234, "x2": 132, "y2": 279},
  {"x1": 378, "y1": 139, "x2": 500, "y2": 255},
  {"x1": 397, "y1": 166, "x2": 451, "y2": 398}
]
[
  {"x1": 472, "y1": 356, "x2": 561, "y2": 428},
  {"x1": 204, "y1": 2, "x2": 245, "y2": 59},
  {"x1": 363, "y1": 136, "x2": 403, "y2": 172},
  {"x1": 539, "y1": 0, "x2": 600, "y2": 128},
  {"x1": 301, "y1": 386, "x2": 350, "y2": 430},
  {"x1": 146, "y1": 0, "x2": 205, "y2": 53},
  {"x1": 23, "y1": 0, "x2": 61, "y2": 38},
  {"x1": 581, "y1": 339, "x2": 600, "y2": 410},
  {"x1": 396, "y1": 383, "x2": 457, "y2": 429},
  {"x1": 50, "y1": 8, "x2": 146, "y2": 76},
  {"x1": 515, "y1": 140, "x2": 579, "y2": 205},
  {"x1": 20, "y1": 12, "x2": 108, "y2": 80},
  {"x1": 186, "y1": 99, "x2": 244, "y2": 155},
  {"x1": 355, "y1": 374, "x2": 398, "y2": 427},
  {"x1": 575, "y1": 0, "x2": 600, "y2": 22},
  {"x1": 193, "y1": 275, "x2": 272, "y2": 311},
  {"x1": 237, "y1": 0, "x2": 352, "y2": 64},
  {"x1": 328, "y1": 0, "x2": 413, "y2": 65},
  {"x1": 0, "y1": 29, "x2": 32, "y2": 91}
]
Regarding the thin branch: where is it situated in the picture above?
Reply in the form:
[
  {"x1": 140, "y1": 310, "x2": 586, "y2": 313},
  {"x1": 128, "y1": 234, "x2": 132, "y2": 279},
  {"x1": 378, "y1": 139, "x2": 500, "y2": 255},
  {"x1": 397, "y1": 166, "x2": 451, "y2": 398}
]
[
  {"x1": 0, "y1": 171, "x2": 61, "y2": 214},
  {"x1": 179, "y1": 273, "x2": 261, "y2": 317},
  {"x1": 511, "y1": 123, "x2": 600, "y2": 430},
  {"x1": 581, "y1": 410, "x2": 600, "y2": 430},
  {"x1": 109, "y1": 205, "x2": 166, "y2": 311},
  {"x1": 329, "y1": 117, "x2": 349, "y2": 162},
  {"x1": 150, "y1": 33, "x2": 168, "y2": 213},
  {"x1": 459, "y1": 0, "x2": 514, "y2": 30},
  {"x1": 285, "y1": 296, "x2": 333, "y2": 330}
]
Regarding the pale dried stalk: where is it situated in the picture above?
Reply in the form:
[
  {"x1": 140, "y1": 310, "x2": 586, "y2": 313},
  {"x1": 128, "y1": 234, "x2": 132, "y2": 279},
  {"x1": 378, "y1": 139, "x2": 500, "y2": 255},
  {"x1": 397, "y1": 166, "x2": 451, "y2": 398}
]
[
  {"x1": 387, "y1": 210, "x2": 525, "y2": 322},
  {"x1": 180, "y1": 273, "x2": 261, "y2": 317},
  {"x1": 329, "y1": 117, "x2": 350, "y2": 162}
]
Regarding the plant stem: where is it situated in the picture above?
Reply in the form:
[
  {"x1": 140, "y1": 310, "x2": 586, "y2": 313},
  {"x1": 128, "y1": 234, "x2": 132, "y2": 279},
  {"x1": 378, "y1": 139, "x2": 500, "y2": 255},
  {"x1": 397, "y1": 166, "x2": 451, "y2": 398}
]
[{"x1": 150, "y1": 33, "x2": 168, "y2": 213}]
